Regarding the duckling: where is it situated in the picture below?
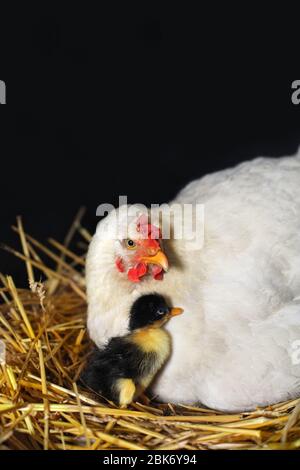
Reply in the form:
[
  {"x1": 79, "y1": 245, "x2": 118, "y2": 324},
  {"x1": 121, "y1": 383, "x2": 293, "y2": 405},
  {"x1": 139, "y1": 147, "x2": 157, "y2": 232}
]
[{"x1": 80, "y1": 294, "x2": 183, "y2": 407}]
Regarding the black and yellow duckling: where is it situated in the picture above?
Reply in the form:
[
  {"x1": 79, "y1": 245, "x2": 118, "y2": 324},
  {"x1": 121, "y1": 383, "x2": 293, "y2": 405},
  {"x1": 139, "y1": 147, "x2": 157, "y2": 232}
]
[{"x1": 80, "y1": 294, "x2": 183, "y2": 407}]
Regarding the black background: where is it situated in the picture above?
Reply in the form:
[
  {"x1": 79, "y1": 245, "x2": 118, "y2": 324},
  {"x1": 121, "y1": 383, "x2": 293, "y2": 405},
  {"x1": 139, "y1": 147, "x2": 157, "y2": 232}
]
[{"x1": 1, "y1": 6, "x2": 300, "y2": 283}]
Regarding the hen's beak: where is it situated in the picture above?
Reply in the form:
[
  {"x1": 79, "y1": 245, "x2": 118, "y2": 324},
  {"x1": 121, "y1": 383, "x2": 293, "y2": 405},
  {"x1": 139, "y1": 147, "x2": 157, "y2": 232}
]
[
  {"x1": 170, "y1": 307, "x2": 184, "y2": 317},
  {"x1": 140, "y1": 250, "x2": 169, "y2": 272}
]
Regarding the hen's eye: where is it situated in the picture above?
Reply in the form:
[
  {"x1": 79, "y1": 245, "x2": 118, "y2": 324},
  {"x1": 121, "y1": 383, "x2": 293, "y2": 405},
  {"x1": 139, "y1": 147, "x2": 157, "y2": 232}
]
[{"x1": 125, "y1": 239, "x2": 137, "y2": 249}]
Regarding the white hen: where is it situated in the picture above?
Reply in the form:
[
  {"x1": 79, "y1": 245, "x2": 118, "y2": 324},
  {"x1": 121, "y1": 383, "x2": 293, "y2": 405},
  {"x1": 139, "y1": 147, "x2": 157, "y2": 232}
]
[{"x1": 86, "y1": 151, "x2": 300, "y2": 411}]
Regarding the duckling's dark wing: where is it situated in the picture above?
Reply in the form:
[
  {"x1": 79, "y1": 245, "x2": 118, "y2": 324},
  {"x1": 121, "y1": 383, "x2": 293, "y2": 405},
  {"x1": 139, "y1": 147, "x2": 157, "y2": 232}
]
[
  {"x1": 79, "y1": 337, "x2": 142, "y2": 400},
  {"x1": 105, "y1": 336, "x2": 155, "y2": 378},
  {"x1": 103, "y1": 337, "x2": 141, "y2": 374}
]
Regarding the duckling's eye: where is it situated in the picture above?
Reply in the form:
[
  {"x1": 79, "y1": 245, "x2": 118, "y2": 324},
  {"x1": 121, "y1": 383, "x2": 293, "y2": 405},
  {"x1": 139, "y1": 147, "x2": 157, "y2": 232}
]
[
  {"x1": 125, "y1": 239, "x2": 137, "y2": 250},
  {"x1": 157, "y1": 307, "x2": 168, "y2": 315}
]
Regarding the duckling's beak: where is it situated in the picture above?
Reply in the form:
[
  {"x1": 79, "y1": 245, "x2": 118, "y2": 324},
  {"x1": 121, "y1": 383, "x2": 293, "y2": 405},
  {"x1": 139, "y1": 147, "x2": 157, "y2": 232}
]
[
  {"x1": 140, "y1": 249, "x2": 169, "y2": 272},
  {"x1": 170, "y1": 307, "x2": 184, "y2": 317}
]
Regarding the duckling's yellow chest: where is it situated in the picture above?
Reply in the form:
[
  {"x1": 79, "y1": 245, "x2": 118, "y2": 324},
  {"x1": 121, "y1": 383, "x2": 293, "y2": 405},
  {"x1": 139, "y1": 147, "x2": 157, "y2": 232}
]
[{"x1": 130, "y1": 328, "x2": 171, "y2": 365}]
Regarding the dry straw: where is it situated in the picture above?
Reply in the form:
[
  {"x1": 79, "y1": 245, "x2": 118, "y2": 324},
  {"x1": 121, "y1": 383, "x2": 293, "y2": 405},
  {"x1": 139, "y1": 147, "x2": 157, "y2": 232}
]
[{"x1": 1, "y1": 211, "x2": 300, "y2": 450}]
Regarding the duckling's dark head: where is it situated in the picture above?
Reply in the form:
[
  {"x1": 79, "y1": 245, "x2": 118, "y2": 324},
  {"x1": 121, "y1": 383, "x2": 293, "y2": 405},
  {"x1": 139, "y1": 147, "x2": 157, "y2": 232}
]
[{"x1": 129, "y1": 293, "x2": 183, "y2": 330}]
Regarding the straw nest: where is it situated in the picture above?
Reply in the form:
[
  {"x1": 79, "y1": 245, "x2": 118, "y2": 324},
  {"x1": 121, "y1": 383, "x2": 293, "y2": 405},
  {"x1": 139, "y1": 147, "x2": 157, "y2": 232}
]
[{"x1": 1, "y1": 212, "x2": 300, "y2": 451}]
